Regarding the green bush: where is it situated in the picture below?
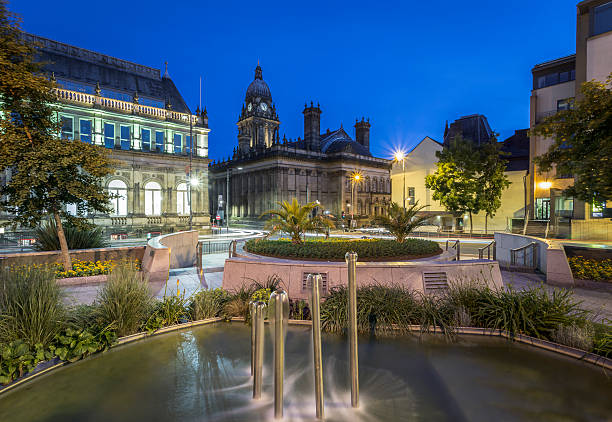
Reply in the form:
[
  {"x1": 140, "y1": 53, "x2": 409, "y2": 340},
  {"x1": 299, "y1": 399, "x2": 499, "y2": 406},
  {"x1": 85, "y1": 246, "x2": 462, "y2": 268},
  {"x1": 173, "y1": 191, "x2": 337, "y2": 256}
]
[
  {"x1": 51, "y1": 327, "x2": 116, "y2": 363},
  {"x1": 245, "y1": 238, "x2": 441, "y2": 261},
  {"x1": 0, "y1": 266, "x2": 65, "y2": 347},
  {"x1": 95, "y1": 263, "x2": 153, "y2": 336},
  {"x1": 189, "y1": 289, "x2": 230, "y2": 320},
  {"x1": 144, "y1": 295, "x2": 189, "y2": 333},
  {"x1": 0, "y1": 340, "x2": 53, "y2": 384},
  {"x1": 34, "y1": 218, "x2": 108, "y2": 251}
]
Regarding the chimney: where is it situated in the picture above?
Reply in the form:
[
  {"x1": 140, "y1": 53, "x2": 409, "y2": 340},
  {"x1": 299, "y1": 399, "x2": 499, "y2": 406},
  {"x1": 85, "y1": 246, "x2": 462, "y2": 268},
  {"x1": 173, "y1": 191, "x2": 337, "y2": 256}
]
[
  {"x1": 303, "y1": 101, "x2": 321, "y2": 151},
  {"x1": 354, "y1": 117, "x2": 371, "y2": 150}
]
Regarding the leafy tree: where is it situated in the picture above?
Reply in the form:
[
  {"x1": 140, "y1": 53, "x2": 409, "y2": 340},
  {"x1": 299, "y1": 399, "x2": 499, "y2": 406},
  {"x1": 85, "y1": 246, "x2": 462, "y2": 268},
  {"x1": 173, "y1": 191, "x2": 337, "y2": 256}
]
[
  {"x1": 425, "y1": 135, "x2": 509, "y2": 234},
  {"x1": 533, "y1": 74, "x2": 612, "y2": 204},
  {"x1": 478, "y1": 140, "x2": 511, "y2": 233},
  {"x1": 373, "y1": 201, "x2": 431, "y2": 243},
  {"x1": 0, "y1": 2, "x2": 115, "y2": 270},
  {"x1": 260, "y1": 198, "x2": 334, "y2": 244}
]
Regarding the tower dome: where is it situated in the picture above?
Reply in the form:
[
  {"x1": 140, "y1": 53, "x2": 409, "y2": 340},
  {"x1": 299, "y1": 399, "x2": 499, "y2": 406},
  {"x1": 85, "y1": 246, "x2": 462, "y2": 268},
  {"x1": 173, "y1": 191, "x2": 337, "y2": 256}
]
[{"x1": 245, "y1": 64, "x2": 271, "y2": 101}]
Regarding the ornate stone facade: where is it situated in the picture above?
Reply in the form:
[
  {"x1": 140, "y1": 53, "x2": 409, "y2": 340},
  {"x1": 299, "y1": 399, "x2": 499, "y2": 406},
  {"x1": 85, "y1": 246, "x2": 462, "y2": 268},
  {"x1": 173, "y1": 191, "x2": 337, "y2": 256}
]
[{"x1": 209, "y1": 65, "x2": 391, "y2": 223}]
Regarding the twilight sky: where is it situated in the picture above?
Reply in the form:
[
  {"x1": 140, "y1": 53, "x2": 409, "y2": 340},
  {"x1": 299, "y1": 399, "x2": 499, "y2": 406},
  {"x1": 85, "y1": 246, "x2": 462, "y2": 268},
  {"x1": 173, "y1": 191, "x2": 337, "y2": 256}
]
[{"x1": 14, "y1": 0, "x2": 578, "y2": 160}]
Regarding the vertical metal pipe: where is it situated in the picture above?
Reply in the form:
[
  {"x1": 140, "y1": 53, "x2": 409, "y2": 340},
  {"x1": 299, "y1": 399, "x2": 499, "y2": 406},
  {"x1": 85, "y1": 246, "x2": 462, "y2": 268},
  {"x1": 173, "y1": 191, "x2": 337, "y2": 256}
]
[
  {"x1": 252, "y1": 301, "x2": 266, "y2": 399},
  {"x1": 308, "y1": 274, "x2": 324, "y2": 419},
  {"x1": 249, "y1": 301, "x2": 256, "y2": 376},
  {"x1": 345, "y1": 252, "x2": 359, "y2": 408},
  {"x1": 270, "y1": 290, "x2": 289, "y2": 419}
]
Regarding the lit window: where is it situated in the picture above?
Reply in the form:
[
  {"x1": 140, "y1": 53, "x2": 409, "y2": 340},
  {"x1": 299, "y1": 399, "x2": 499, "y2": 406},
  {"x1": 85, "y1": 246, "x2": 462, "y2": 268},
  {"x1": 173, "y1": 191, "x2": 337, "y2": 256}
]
[
  {"x1": 557, "y1": 98, "x2": 574, "y2": 111},
  {"x1": 176, "y1": 183, "x2": 190, "y2": 215},
  {"x1": 108, "y1": 179, "x2": 128, "y2": 216},
  {"x1": 79, "y1": 119, "x2": 92, "y2": 144},
  {"x1": 592, "y1": 200, "x2": 605, "y2": 218},
  {"x1": 104, "y1": 123, "x2": 115, "y2": 149},
  {"x1": 61, "y1": 116, "x2": 73, "y2": 140},
  {"x1": 155, "y1": 131, "x2": 164, "y2": 153},
  {"x1": 142, "y1": 129, "x2": 151, "y2": 151},
  {"x1": 535, "y1": 198, "x2": 550, "y2": 220},
  {"x1": 408, "y1": 187, "x2": 415, "y2": 205},
  {"x1": 174, "y1": 133, "x2": 182, "y2": 155},
  {"x1": 120, "y1": 125, "x2": 130, "y2": 150},
  {"x1": 66, "y1": 203, "x2": 77, "y2": 216},
  {"x1": 592, "y1": 1, "x2": 612, "y2": 36},
  {"x1": 144, "y1": 181, "x2": 162, "y2": 216}
]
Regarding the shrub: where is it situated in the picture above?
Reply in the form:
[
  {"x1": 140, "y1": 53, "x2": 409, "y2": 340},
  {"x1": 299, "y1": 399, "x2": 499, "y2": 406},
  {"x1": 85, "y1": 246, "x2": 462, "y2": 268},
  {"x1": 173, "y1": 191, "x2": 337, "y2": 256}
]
[
  {"x1": 34, "y1": 218, "x2": 108, "y2": 251},
  {"x1": 189, "y1": 288, "x2": 230, "y2": 320},
  {"x1": 568, "y1": 256, "x2": 612, "y2": 282},
  {"x1": 222, "y1": 285, "x2": 254, "y2": 320},
  {"x1": 144, "y1": 294, "x2": 189, "y2": 333},
  {"x1": 552, "y1": 322, "x2": 595, "y2": 351},
  {"x1": 95, "y1": 263, "x2": 153, "y2": 336},
  {"x1": 245, "y1": 238, "x2": 441, "y2": 261},
  {"x1": 0, "y1": 340, "x2": 53, "y2": 385},
  {"x1": 51, "y1": 327, "x2": 116, "y2": 363},
  {"x1": 0, "y1": 266, "x2": 65, "y2": 347}
]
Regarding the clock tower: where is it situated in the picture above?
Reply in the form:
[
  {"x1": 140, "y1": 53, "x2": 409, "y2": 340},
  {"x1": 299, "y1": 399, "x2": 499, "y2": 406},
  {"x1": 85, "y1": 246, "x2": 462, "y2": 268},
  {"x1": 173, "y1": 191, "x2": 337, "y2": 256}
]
[{"x1": 237, "y1": 64, "x2": 280, "y2": 153}]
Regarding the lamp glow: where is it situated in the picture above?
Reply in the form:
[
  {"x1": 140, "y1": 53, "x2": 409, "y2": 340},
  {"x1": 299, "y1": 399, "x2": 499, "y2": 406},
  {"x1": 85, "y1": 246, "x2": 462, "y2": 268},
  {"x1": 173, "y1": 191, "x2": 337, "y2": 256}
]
[
  {"x1": 190, "y1": 177, "x2": 200, "y2": 187},
  {"x1": 539, "y1": 181, "x2": 552, "y2": 189},
  {"x1": 393, "y1": 150, "x2": 406, "y2": 162}
]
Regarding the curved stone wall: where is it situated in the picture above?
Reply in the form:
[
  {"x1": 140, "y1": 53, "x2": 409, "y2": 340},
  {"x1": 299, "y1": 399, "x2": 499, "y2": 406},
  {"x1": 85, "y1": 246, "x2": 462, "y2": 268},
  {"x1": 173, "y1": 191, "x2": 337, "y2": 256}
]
[{"x1": 142, "y1": 230, "x2": 198, "y2": 282}]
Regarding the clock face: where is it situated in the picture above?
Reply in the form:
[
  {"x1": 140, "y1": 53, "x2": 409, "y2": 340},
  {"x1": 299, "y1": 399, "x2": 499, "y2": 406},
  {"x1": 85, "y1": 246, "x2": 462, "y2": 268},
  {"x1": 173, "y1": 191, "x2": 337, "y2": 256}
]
[
  {"x1": 247, "y1": 103, "x2": 252, "y2": 112},
  {"x1": 260, "y1": 103, "x2": 268, "y2": 111}
]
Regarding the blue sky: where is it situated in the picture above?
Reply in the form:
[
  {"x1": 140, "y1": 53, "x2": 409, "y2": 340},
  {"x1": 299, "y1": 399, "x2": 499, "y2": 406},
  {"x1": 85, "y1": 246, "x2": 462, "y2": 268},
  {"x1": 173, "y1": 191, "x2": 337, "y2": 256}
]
[{"x1": 15, "y1": 0, "x2": 578, "y2": 160}]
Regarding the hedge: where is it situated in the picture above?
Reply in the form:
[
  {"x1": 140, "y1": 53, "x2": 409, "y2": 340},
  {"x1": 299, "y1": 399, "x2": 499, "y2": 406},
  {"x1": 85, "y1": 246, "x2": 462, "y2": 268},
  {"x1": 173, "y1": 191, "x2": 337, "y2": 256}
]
[{"x1": 244, "y1": 238, "x2": 442, "y2": 261}]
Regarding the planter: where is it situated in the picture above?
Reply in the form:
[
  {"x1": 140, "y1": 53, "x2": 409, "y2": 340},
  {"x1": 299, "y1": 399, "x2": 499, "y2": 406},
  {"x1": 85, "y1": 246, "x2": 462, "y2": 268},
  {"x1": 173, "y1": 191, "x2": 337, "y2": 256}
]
[{"x1": 56, "y1": 274, "x2": 108, "y2": 286}]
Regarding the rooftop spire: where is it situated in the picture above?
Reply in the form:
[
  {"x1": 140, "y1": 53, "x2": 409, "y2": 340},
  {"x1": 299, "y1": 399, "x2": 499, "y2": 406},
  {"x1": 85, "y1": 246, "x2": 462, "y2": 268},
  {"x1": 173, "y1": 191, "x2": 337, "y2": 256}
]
[
  {"x1": 163, "y1": 61, "x2": 170, "y2": 79},
  {"x1": 254, "y1": 62, "x2": 263, "y2": 80}
]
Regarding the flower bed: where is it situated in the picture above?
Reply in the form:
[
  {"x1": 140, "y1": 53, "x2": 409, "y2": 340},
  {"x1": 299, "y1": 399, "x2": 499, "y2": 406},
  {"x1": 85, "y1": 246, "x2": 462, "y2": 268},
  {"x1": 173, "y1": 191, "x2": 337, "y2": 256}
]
[
  {"x1": 53, "y1": 259, "x2": 140, "y2": 279},
  {"x1": 244, "y1": 238, "x2": 442, "y2": 261},
  {"x1": 568, "y1": 256, "x2": 612, "y2": 282}
]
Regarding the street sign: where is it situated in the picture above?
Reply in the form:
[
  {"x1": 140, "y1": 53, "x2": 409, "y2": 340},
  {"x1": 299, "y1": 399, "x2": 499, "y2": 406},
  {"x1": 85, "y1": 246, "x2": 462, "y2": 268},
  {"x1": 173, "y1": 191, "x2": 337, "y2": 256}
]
[{"x1": 216, "y1": 215, "x2": 220, "y2": 220}]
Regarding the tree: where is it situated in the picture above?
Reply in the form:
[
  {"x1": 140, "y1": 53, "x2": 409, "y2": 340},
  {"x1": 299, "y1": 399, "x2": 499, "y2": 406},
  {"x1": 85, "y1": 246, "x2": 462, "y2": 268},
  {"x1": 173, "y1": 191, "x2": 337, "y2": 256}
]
[
  {"x1": 373, "y1": 201, "x2": 430, "y2": 243},
  {"x1": 0, "y1": 1, "x2": 115, "y2": 271},
  {"x1": 425, "y1": 135, "x2": 510, "y2": 235},
  {"x1": 260, "y1": 198, "x2": 334, "y2": 244},
  {"x1": 533, "y1": 74, "x2": 612, "y2": 204},
  {"x1": 478, "y1": 140, "x2": 511, "y2": 233}
]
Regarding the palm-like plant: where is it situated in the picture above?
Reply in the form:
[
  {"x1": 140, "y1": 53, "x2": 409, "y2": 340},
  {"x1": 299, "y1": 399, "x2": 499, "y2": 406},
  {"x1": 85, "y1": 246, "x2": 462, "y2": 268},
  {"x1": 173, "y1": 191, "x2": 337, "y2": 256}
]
[
  {"x1": 260, "y1": 198, "x2": 334, "y2": 244},
  {"x1": 373, "y1": 201, "x2": 430, "y2": 243}
]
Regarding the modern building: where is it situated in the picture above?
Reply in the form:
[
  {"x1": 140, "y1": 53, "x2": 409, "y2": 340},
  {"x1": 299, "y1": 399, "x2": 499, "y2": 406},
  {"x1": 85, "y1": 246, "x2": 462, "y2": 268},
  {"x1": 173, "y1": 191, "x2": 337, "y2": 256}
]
[
  {"x1": 528, "y1": 0, "x2": 612, "y2": 239},
  {"x1": 208, "y1": 65, "x2": 391, "y2": 224},
  {"x1": 443, "y1": 114, "x2": 493, "y2": 147},
  {"x1": 390, "y1": 128, "x2": 530, "y2": 234},
  {"x1": 13, "y1": 34, "x2": 212, "y2": 236}
]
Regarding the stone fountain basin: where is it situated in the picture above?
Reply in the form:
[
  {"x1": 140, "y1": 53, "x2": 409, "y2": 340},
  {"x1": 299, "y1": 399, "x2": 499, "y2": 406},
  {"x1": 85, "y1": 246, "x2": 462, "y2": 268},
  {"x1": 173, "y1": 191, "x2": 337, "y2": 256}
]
[{"x1": 1, "y1": 323, "x2": 610, "y2": 422}]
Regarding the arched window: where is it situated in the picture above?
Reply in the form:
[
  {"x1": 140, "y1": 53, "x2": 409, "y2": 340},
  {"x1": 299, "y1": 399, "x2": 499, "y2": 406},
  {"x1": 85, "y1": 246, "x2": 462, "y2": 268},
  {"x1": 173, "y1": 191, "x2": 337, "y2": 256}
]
[
  {"x1": 144, "y1": 181, "x2": 162, "y2": 216},
  {"x1": 176, "y1": 183, "x2": 190, "y2": 215},
  {"x1": 108, "y1": 179, "x2": 127, "y2": 216}
]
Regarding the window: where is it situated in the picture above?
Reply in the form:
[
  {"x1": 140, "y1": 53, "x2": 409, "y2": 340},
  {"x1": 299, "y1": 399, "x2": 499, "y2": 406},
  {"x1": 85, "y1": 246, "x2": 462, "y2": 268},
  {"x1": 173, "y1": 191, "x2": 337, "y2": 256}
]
[
  {"x1": 142, "y1": 129, "x2": 151, "y2": 151},
  {"x1": 108, "y1": 179, "x2": 128, "y2": 216},
  {"x1": 144, "y1": 181, "x2": 162, "y2": 216},
  {"x1": 176, "y1": 183, "x2": 190, "y2": 215},
  {"x1": 61, "y1": 116, "x2": 73, "y2": 140},
  {"x1": 592, "y1": 1, "x2": 612, "y2": 36},
  {"x1": 104, "y1": 123, "x2": 115, "y2": 149},
  {"x1": 555, "y1": 197, "x2": 574, "y2": 218},
  {"x1": 535, "y1": 198, "x2": 550, "y2": 220},
  {"x1": 408, "y1": 187, "x2": 415, "y2": 205},
  {"x1": 185, "y1": 135, "x2": 192, "y2": 155},
  {"x1": 174, "y1": 133, "x2": 182, "y2": 155},
  {"x1": 592, "y1": 200, "x2": 605, "y2": 218},
  {"x1": 79, "y1": 119, "x2": 92, "y2": 144},
  {"x1": 120, "y1": 125, "x2": 130, "y2": 150},
  {"x1": 57, "y1": 79, "x2": 94, "y2": 94},
  {"x1": 536, "y1": 70, "x2": 575, "y2": 89},
  {"x1": 557, "y1": 98, "x2": 574, "y2": 111},
  {"x1": 155, "y1": 131, "x2": 164, "y2": 153}
]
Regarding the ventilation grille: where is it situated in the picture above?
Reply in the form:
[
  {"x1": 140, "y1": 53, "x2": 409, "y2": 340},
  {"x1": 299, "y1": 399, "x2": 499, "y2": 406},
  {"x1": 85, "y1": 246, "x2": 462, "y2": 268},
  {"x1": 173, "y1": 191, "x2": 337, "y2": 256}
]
[
  {"x1": 302, "y1": 272, "x2": 328, "y2": 295},
  {"x1": 422, "y1": 272, "x2": 448, "y2": 294}
]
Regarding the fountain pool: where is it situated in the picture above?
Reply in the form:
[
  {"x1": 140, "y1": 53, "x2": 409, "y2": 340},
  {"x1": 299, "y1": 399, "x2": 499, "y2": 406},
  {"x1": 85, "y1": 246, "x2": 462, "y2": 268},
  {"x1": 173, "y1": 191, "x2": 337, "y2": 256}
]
[{"x1": 1, "y1": 323, "x2": 610, "y2": 421}]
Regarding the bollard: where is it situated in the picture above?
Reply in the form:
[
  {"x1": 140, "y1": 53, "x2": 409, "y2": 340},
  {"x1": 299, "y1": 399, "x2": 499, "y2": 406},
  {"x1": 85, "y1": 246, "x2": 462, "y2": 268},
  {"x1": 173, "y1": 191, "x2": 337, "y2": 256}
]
[
  {"x1": 249, "y1": 301, "x2": 256, "y2": 376},
  {"x1": 345, "y1": 252, "x2": 359, "y2": 408},
  {"x1": 252, "y1": 301, "x2": 266, "y2": 399},
  {"x1": 270, "y1": 290, "x2": 289, "y2": 419},
  {"x1": 308, "y1": 274, "x2": 324, "y2": 420}
]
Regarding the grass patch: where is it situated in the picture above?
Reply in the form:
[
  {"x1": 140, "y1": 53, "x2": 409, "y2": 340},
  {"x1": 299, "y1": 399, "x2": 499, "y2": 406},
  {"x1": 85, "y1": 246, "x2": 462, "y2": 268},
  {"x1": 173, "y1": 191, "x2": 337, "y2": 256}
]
[{"x1": 245, "y1": 238, "x2": 442, "y2": 261}]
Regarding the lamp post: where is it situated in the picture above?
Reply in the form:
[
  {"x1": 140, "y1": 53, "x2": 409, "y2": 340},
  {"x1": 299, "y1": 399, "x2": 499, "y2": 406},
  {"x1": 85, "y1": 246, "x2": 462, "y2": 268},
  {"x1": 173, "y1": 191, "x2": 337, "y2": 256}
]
[
  {"x1": 394, "y1": 150, "x2": 407, "y2": 210},
  {"x1": 225, "y1": 166, "x2": 243, "y2": 232},
  {"x1": 350, "y1": 171, "x2": 362, "y2": 228}
]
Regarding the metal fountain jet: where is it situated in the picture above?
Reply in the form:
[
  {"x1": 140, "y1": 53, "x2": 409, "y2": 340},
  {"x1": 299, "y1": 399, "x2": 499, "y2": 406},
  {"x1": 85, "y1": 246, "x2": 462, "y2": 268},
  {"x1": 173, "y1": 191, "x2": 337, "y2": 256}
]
[
  {"x1": 308, "y1": 273, "x2": 325, "y2": 420},
  {"x1": 251, "y1": 301, "x2": 266, "y2": 399},
  {"x1": 345, "y1": 252, "x2": 360, "y2": 408},
  {"x1": 269, "y1": 290, "x2": 289, "y2": 419}
]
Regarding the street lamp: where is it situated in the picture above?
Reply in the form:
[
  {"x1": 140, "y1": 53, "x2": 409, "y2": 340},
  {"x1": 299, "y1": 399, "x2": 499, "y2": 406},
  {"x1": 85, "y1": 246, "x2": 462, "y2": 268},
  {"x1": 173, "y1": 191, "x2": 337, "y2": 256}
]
[
  {"x1": 350, "y1": 171, "x2": 363, "y2": 227},
  {"x1": 393, "y1": 150, "x2": 407, "y2": 210},
  {"x1": 225, "y1": 166, "x2": 243, "y2": 232},
  {"x1": 188, "y1": 175, "x2": 200, "y2": 231}
]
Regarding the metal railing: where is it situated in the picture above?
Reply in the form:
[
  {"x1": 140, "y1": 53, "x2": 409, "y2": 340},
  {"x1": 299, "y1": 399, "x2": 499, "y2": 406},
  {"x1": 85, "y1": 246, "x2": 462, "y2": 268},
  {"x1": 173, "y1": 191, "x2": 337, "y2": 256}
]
[
  {"x1": 478, "y1": 240, "x2": 496, "y2": 260},
  {"x1": 510, "y1": 242, "x2": 538, "y2": 270},
  {"x1": 445, "y1": 239, "x2": 460, "y2": 261},
  {"x1": 199, "y1": 240, "x2": 233, "y2": 255}
]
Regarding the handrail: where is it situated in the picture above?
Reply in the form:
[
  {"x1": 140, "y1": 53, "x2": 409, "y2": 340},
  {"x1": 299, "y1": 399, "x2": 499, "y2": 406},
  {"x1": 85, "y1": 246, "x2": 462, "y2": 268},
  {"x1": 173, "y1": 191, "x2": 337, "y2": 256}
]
[
  {"x1": 510, "y1": 242, "x2": 538, "y2": 269},
  {"x1": 445, "y1": 239, "x2": 460, "y2": 261},
  {"x1": 478, "y1": 240, "x2": 496, "y2": 260}
]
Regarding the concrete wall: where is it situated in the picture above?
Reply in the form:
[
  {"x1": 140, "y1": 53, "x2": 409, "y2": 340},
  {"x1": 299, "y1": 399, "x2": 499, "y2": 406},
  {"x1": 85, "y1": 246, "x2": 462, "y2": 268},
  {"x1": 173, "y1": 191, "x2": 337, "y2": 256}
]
[
  {"x1": 222, "y1": 255, "x2": 503, "y2": 300},
  {"x1": 571, "y1": 219, "x2": 612, "y2": 241},
  {"x1": 587, "y1": 32, "x2": 612, "y2": 82},
  {"x1": 494, "y1": 232, "x2": 574, "y2": 286},
  {"x1": 0, "y1": 246, "x2": 145, "y2": 267},
  {"x1": 141, "y1": 230, "x2": 198, "y2": 282}
]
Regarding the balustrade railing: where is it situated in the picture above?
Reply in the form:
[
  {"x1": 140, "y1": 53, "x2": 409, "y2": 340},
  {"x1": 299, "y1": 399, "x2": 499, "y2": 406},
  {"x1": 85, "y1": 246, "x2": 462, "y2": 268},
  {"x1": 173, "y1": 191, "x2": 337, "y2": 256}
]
[
  {"x1": 478, "y1": 240, "x2": 496, "y2": 260},
  {"x1": 510, "y1": 242, "x2": 538, "y2": 270}
]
